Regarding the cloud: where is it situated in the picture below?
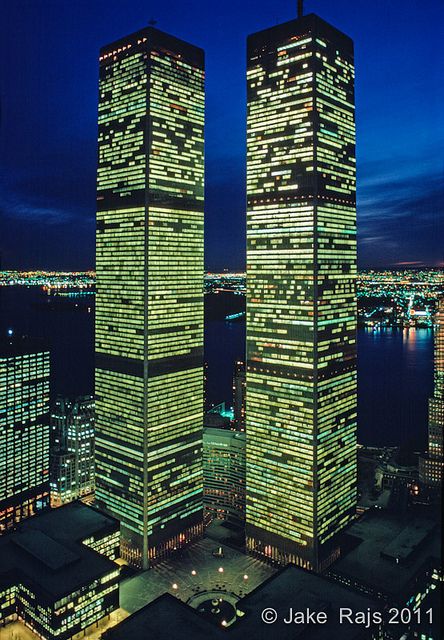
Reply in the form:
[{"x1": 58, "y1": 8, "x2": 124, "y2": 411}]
[
  {"x1": 0, "y1": 188, "x2": 78, "y2": 226},
  {"x1": 357, "y1": 167, "x2": 444, "y2": 267},
  {"x1": 0, "y1": 183, "x2": 89, "y2": 226}
]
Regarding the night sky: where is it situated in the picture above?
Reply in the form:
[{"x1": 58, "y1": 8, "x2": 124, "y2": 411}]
[{"x1": 1, "y1": 0, "x2": 443, "y2": 271}]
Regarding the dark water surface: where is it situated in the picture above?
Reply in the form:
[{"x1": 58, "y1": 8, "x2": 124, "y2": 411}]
[{"x1": 0, "y1": 287, "x2": 433, "y2": 449}]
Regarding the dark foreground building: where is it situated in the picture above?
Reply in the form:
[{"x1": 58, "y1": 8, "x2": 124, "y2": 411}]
[
  {"x1": 328, "y1": 505, "x2": 442, "y2": 639},
  {"x1": 0, "y1": 502, "x2": 119, "y2": 640},
  {"x1": 246, "y1": 11, "x2": 357, "y2": 572},
  {"x1": 103, "y1": 564, "x2": 380, "y2": 640},
  {"x1": 0, "y1": 336, "x2": 50, "y2": 533},
  {"x1": 328, "y1": 505, "x2": 442, "y2": 604},
  {"x1": 95, "y1": 25, "x2": 205, "y2": 569}
]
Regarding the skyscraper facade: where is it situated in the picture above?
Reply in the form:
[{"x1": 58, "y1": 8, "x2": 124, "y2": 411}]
[
  {"x1": 0, "y1": 337, "x2": 50, "y2": 533},
  {"x1": 233, "y1": 360, "x2": 246, "y2": 431},
  {"x1": 419, "y1": 298, "x2": 444, "y2": 486},
  {"x1": 203, "y1": 427, "x2": 246, "y2": 525},
  {"x1": 246, "y1": 13, "x2": 357, "y2": 571},
  {"x1": 95, "y1": 26, "x2": 205, "y2": 568},
  {"x1": 50, "y1": 396, "x2": 95, "y2": 507}
]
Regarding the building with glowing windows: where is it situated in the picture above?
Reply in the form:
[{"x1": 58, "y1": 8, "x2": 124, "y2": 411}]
[
  {"x1": 0, "y1": 336, "x2": 50, "y2": 534},
  {"x1": 50, "y1": 396, "x2": 95, "y2": 507},
  {"x1": 0, "y1": 502, "x2": 119, "y2": 640},
  {"x1": 233, "y1": 361, "x2": 246, "y2": 431},
  {"x1": 95, "y1": 26, "x2": 205, "y2": 568},
  {"x1": 419, "y1": 298, "x2": 444, "y2": 486},
  {"x1": 246, "y1": 12, "x2": 357, "y2": 571},
  {"x1": 203, "y1": 427, "x2": 246, "y2": 525}
]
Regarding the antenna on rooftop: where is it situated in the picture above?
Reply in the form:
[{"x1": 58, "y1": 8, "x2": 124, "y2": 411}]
[{"x1": 298, "y1": 0, "x2": 304, "y2": 18}]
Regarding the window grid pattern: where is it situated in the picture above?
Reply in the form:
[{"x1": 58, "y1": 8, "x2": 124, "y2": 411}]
[
  {"x1": 95, "y1": 28, "x2": 204, "y2": 568},
  {"x1": 245, "y1": 15, "x2": 357, "y2": 571}
]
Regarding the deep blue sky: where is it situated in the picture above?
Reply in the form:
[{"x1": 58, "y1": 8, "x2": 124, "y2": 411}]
[{"x1": 1, "y1": 0, "x2": 443, "y2": 271}]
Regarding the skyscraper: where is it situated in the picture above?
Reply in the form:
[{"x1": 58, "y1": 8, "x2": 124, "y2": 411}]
[
  {"x1": 233, "y1": 361, "x2": 246, "y2": 431},
  {"x1": 203, "y1": 427, "x2": 246, "y2": 526},
  {"x1": 50, "y1": 396, "x2": 95, "y2": 507},
  {"x1": 246, "y1": 12, "x2": 357, "y2": 571},
  {"x1": 419, "y1": 298, "x2": 444, "y2": 486},
  {"x1": 0, "y1": 336, "x2": 50, "y2": 533},
  {"x1": 95, "y1": 26, "x2": 205, "y2": 568}
]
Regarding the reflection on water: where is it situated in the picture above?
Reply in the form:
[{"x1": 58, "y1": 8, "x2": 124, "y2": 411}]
[
  {"x1": 0, "y1": 288, "x2": 434, "y2": 449},
  {"x1": 358, "y1": 327, "x2": 433, "y2": 448}
]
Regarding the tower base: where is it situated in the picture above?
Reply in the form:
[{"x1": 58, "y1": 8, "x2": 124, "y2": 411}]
[
  {"x1": 246, "y1": 523, "x2": 341, "y2": 573},
  {"x1": 120, "y1": 516, "x2": 204, "y2": 569}
]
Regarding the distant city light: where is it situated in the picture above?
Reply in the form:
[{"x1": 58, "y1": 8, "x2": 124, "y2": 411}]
[
  {"x1": 218, "y1": 567, "x2": 224, "y2": 573},
  {"x1": 191, "y1": 570, "x2": 197, "y2": 576},
  {"x1": 172, "y1": 583, "x2": 178, "y2": 590}
]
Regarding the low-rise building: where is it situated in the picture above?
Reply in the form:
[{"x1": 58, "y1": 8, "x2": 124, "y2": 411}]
[
  {"x1": 0, "y1": 501, "x2": 119, "y2": 640},
  {"x1": 327, "y1": 505, "x2": 441, "y2": 610}
]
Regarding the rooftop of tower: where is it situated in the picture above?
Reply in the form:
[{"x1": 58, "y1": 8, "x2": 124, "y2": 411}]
[
  {"x1": 99, "y1": 24, "x2": 204, "y2": 67},
  {"x1": 247, "y1": 12, "x2": 353, "y2": 53}
]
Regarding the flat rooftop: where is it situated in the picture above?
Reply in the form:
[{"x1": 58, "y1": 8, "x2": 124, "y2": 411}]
[
  {"x1": 23, "y1": 499, "x2": 119, "y2": 543},
  {"x1": 381, "y1": 517, "x2": 435, "y2": 562},
  {"x1": 0, "y1": 502, "x2": 118, "y2": 601},
  {"x1": 330, "y1": 505, "x2": 441, "y2": 600},
  {"x1": 12, "y1": 531, "x2": 79, "y2": 571}
]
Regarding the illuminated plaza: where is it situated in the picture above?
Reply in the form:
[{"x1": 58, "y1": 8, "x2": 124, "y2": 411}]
[{"x1": 120, "y1": 534, "x2": 276, "y2": 615}]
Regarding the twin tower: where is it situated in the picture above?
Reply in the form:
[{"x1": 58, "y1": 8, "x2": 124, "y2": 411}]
[{"x1": 95, "y1": 13, "x2": 357, "y2": 572}]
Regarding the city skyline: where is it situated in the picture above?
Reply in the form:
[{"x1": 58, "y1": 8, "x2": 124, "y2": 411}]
[
  {"x1": 1, "y1": 0, "x2": 443, "y2": 271},
  {"x1": 0, "y1": 4, "x2": 442, "y2": 639}
]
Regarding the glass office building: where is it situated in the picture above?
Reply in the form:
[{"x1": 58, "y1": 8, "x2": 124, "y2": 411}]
[
  {"x1": 95, "y1": 26, "x2": 205, "y2": 568},
  {"x1": 419, "y1": 298, "x2": 444, "y2": 485},
  {"x1": 0, "y1": 337, "x2": 50, "y2": 533},
  {"x1": 246, "y1": 13, "x2": 357, "y2": 571},
  {"x1": 50, "y1": 396, "x2": 95, "y2": 507},
  {"x1": 203, "y1": 427, "x2": 246, "y2": 525},
  {"x1": 233, "y1": 361, "x2": 246, "y2": 432}
]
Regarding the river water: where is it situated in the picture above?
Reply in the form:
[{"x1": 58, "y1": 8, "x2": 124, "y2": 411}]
[{"x1": 0, "y1": 287, "x2": 433, "y2": 449}]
